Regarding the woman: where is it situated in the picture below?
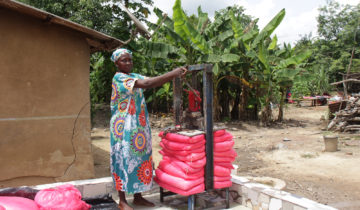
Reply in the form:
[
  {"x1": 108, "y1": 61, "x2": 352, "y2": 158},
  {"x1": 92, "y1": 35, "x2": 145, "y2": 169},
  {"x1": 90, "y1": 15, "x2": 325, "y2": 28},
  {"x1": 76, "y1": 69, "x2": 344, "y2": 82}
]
[{"x1": 109, "y1": 48, "x2": 187, "y2": 210}]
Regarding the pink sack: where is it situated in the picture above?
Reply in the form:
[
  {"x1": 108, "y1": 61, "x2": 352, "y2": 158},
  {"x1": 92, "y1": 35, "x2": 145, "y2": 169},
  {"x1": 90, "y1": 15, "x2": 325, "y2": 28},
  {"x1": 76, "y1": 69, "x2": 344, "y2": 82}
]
[
  {"x1": 214, "y1": 139, "x2": 234, "y2": 152},
  {"x1": 165, "y1": 156, "x2": 204, "y2": 174},
  {"x1": 214, "y1": 181, "x2": 232, "y2": 189},
  {"x1": 158, "y1": 160, "x2": 203, "y2": 180},
  {"x1": 160, "y1": 150, "x2": 205, "y2": 162},
  {"x1": 159, "y1": 132, "x2": 205, "y2": 144},
  {"x1": 214, "y1": 176, "x2": 232, "y2": 182},
  {"x1": 161, "y1": 138, "x2": 205, "y2": 151},
  {"x1": 184, "y1": 156, "x2": 206, "y2": 168},
  {"x1": 214, "y1": 149, "x2": 237, "y2": 158},
  {"x1": 214, "y1": 165, "x2": 231, "y2": 177},
  {"x1": 160, "y1": 142, "x2": 205, "y2": 155},
  {"x1": 155, "y1": 169, "x2": 204, "y2": 191},
  {"x1": 34, "y1": 184, "x2": 90, "y2": 210},
  {"x1": 214, "y1": 156, "x2": 235, "y2": 163},
  {"x1": 215, "y1": 162, "x2": 234, "y2": 169},
  {"x1": 214, "y1": 132, "x2": 233, "y2": 143},
  {"x1": 154, "y1": 177, "x2": 204, "y2": 196},
  {"x1": 0, "y1": 196, "x2": 39, "y2": 210},
  {"x1": 213, "y1": 129, "x2": 225, "y2": 137}
]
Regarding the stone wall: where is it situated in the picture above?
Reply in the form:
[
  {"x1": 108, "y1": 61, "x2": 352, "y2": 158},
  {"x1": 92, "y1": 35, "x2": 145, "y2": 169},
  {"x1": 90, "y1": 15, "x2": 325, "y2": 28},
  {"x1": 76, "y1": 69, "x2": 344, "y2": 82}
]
[{"x1": 230, "y1": 175, "x2": 336, "y2": 210}]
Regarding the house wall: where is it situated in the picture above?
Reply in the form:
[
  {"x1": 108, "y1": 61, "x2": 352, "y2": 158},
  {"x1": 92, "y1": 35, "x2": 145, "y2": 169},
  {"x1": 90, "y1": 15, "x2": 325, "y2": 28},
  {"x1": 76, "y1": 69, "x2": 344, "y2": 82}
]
[{"x1": 0, "y1": 9, "x2": 94, "y2": 187}]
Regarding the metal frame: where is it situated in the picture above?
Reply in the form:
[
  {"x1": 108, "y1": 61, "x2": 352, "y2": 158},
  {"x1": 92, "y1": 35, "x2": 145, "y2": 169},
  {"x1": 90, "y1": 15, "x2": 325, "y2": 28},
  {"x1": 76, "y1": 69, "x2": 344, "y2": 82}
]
[{"x1": 161, "y1": 64, "x2": 229, "y2": 209}]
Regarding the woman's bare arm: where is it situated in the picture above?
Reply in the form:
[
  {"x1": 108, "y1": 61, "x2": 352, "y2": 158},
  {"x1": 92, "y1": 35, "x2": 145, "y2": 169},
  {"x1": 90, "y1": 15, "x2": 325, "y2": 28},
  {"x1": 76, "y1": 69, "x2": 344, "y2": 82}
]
[{"x1": 134, "y1": 67, "x2": 187, "y2": 89}]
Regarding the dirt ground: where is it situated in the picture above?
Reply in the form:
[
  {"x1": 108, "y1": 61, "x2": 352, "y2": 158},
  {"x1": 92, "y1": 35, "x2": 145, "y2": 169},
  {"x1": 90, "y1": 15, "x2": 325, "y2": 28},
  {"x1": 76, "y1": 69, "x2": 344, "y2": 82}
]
[{"x1": 91, "y1": 103, "x2": 360, "y2": 209}]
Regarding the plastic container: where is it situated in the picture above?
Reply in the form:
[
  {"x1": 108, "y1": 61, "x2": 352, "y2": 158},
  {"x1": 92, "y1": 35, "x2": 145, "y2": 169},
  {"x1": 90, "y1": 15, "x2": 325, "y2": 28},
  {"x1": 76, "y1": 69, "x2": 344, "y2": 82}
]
[{"x1": 323, "y1": 135, "x2": 338, "y2": 152}]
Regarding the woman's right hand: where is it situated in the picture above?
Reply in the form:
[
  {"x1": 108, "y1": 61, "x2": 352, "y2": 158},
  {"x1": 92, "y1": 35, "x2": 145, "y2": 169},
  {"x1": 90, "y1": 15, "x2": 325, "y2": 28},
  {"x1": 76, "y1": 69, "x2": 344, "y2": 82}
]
[{"x1": 172, "y1": 67, "x2": 188, "y2": 77}]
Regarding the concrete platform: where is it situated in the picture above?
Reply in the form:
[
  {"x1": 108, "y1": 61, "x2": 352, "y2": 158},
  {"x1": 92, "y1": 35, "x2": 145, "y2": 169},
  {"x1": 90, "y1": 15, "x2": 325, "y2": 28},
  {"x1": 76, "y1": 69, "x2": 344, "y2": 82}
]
[{"x1": 31, "y1": 175, "x2": 336, "y2": 210}]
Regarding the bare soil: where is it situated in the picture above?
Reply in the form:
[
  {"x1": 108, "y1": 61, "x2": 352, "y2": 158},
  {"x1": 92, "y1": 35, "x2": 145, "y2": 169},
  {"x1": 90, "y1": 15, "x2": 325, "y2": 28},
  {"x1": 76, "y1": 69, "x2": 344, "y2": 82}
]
[{"x1": 91, "y1": 103, "x2": 360, "y2": 209}]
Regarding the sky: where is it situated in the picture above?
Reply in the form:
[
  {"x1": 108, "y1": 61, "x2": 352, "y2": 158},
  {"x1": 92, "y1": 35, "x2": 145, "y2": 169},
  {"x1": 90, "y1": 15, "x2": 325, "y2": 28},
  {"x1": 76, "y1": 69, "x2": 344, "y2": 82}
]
[{"x1": 146, "y1": 0, "x2": 359, "y2": 45}]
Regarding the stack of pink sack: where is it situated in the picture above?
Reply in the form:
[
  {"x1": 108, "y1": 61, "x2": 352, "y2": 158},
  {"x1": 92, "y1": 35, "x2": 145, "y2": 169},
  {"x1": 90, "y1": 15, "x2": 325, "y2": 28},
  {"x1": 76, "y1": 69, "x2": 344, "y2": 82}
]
[
  {"x1": 154, "y1": 132, "x2": 206, "y2": 196},
  {"x1": 213, "y1": 129, "x2": 237, "y2": 189}
]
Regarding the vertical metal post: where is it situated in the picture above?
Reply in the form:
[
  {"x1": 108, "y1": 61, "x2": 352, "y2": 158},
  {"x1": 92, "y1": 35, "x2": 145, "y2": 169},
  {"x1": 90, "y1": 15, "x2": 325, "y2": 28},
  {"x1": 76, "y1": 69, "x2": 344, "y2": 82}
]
[
  {"x1": 191, "y1": 71, "x2": 198, "y2": 91},
  {"x1": 160, "y1": 187, "x2": 164, "y2": 203},
  {"x1": 188, "y1": 195, "x2": 195, "y2": 210},
  {"x1": 173, "y1": 77, "x2": 183, "y2": 125},
  {"x1": 203, "y1": 64, "x2": 214, "y2": 190},
  {"x1": 225, "y1": 188, "x2": 230, "y2": 208}
]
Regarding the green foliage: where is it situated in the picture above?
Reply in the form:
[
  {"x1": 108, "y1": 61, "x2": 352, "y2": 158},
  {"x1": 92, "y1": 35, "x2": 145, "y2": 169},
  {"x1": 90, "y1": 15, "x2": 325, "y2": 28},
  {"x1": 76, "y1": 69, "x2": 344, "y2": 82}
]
[{"x1": 294, "y1": 1, "x2": 359, "y2": 98}]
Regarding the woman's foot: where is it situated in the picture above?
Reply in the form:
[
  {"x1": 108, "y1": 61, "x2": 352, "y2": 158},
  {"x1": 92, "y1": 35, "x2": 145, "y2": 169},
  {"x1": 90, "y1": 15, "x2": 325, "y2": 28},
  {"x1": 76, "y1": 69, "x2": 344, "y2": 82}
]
[
  {"x1": 133, "y1": 194, "x2": 155, "y2": 207},
  {"x1": 118, "y1": 201, "x2": 133, "y2": 210}
]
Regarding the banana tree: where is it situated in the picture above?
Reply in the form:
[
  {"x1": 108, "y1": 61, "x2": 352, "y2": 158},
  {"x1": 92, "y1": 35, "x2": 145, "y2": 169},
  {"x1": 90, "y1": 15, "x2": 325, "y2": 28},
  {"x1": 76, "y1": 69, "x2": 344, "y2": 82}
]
[
  {"x1": 273, "y1": 46, "x2": 312, "y2": 121},
  {"x1": 228, "y1": 8, "x2": 286, "y2": 122},
  {"x1": 142, "y1": 1, "x2": 242, "y2": 120}
]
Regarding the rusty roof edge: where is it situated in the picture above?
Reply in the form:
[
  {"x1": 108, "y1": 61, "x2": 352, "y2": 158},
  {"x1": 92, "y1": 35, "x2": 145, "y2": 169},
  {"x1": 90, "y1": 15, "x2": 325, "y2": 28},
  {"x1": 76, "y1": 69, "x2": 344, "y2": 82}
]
[{"x1": 0, "y1": 0, "x2": 125, "y2": 52}]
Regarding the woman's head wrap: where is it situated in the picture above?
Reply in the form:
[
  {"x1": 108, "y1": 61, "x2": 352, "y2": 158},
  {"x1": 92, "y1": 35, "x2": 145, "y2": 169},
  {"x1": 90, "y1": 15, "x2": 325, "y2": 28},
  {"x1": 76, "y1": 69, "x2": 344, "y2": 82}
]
[{"x1": 111, "y1": 48, "x2": 132, "y2": 63}]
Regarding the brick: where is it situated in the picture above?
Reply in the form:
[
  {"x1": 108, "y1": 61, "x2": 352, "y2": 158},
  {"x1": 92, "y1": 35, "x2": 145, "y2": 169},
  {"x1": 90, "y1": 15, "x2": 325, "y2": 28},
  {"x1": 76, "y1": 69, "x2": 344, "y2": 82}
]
[
  {"x1": 269, "y1": 198, "x2": 282, "y2": 210},
  {"x1": 282, "y1": 201, "x2": 294, "y2": 210},
  {"x1": 293, "y1": 206, "x2": 307, "y2": 210},
  {"x1": 258, "y1": 193, "x2": 270, "y2": 204},
  {"x1": 248, "y1": 189, "x2": 259, "y2": 205}
]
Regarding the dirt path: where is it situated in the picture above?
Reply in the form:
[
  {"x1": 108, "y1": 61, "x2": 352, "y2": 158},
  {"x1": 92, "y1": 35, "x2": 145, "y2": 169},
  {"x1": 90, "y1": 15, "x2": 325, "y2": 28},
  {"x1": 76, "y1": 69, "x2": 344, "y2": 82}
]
[{"x1": 91, "y1": 104, "x2": 360, "y2": 209}]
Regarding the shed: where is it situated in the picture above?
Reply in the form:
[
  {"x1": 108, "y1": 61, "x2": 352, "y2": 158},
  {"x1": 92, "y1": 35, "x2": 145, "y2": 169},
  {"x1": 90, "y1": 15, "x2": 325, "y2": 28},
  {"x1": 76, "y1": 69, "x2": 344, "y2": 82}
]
[{"x1": 0, "y1": 0, "x2": 123, "y2": 187}]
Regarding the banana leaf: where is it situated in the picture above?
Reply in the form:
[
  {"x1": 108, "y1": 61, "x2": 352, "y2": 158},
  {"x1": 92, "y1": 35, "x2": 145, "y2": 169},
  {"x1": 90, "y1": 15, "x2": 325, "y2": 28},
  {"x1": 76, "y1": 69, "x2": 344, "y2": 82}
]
[
  {"x1": 221, "y1": 53, "x2": 240, "y2": 63},
  {"x1": 257, "y1": 43, "x2": 270, "y2": 70},
  {"x1": 163, "y1": 25, "x2": 187, "y2": 46},
  {"x1": 213, "y1": 63, "x2": 219, "y2": 76},
  {"x1": 268, "y1": 35, "x2": 278, "y2": 50},
  {"x1": 252, "y1": 9, "x2": 285, "y2": 48},
  {"x1": 201, "y1": 54, "x2": 221, "y2": 63},
  {"x1": 197, "y1": 6, "x2": 209, "y2": 32},
  {"x1": 241, "y1": 29, "x2": 258, "y2": 44},
  {"x1": 276, "y1": 50, "x2": 312, "y2": 69},
  {"x1": 229, "y1": 9, "x2": 243, "y2": 39},
  {"x1": 173, "y1": 0, "x2": 188, "y2": 40},
  {"x1": 143, "y1": 42, "x2": 178, "y2": 59},
  {"x1": 184, "y1": 21, "x2": 210, "y2": 53},
  {"x1": 218, "y1": 30, "x2": 234, "y2": 42},
  {"x1": 153, "y1": 7, "x2": 174, "y2": 29}
]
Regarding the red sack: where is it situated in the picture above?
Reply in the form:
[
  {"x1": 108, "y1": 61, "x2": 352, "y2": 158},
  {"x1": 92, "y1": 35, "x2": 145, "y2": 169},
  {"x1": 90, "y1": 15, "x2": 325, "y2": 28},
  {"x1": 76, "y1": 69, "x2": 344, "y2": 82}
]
[
  {"x1": 214, "y1": 181, "x2": 232, "y2": 189},
  {"x1": 159, "y1": 150, "x2": 205, "y2": 162},
  {"x1": 154, "y1": 177, "x2": 204, "y2": 196},
  {"x1": 160, "y1": 142, "x2": 205, "y2": 155},
  {"x1": 214, "y1": 165, "x2": 231, "y2": 177},
  {"x1": 164, "y1": 155, "x2": 204, "y2": 174},
  {"x1": 155, "y1": 169, "x2": 204, "y2": 191},
  {"x1": 158, "y1": 160, "x2": 203, "y2": 180},
  {"x1": 34, "y1": 184, "x2": 90, "y2": 210},
  {"x1": 215, "y1": 162, "x2": 234, "y2": 169},
  {"x1": 161, "y1": 138, "x2": 205, "y2": 151},
  {"x1": 214, "y1": 132, "x2": 233, "y2": 142},
  {"x1": 214, "y1": 149, "x2": 237, "y2": 158},
  {"x1": 213, "y1": 129, "x2": 226, "y2": 137},
  {"x1": 159, "y1": 132, "x2": 205, "y2": 144},
  {"x1": 214, "y1": 139, "x2": 235, "y2": 152}
]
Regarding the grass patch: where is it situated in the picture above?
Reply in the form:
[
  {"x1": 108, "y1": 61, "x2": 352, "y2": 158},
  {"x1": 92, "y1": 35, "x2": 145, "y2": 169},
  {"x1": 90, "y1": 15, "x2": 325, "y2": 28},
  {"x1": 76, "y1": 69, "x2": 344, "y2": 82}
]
[{"x1": 300, "y1": 152, "x2": 318, "y2": 158}]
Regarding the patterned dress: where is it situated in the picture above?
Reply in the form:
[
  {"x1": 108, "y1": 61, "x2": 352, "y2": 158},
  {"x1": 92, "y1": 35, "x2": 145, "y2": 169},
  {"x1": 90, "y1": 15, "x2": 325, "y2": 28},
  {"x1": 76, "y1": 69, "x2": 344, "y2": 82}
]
[{"x1": 110, "y1": 72, "x2": 153, "y2": 194}]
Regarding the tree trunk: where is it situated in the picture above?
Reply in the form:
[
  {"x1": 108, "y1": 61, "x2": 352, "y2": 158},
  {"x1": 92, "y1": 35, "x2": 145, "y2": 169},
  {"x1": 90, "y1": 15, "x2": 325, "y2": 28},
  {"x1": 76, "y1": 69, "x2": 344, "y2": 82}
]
[
  {"x1": 220, "y1": 90, "x2": 230, "y2": 120},
  {"x1": 261, "y1": 100, "x2": 272, "y2": 126},
  {"x1": 231, "y1": 91, "x2": 240, "y2": 120},
  {"x1": 277, "y1": 88, "x2": 286, "y2": 121},
  {"x1": 239, "y1": 67, "x2": 249, "y2": 120}
]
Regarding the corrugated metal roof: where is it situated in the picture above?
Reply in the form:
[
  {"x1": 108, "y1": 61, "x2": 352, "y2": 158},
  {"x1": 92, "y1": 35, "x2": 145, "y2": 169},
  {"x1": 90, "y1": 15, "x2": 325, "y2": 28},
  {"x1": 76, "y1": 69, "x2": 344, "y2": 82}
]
[{"x1": 0, "y1": 0, "x2": 126, "y2": 53}]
